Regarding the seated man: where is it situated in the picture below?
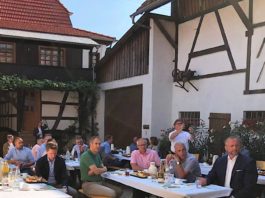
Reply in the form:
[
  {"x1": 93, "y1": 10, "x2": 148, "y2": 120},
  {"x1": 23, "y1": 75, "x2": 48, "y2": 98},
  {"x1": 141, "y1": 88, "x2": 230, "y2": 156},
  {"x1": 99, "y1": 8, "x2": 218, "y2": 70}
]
[
  {"x1": 166, "y1": 142, "x2": 201, "y2": 182},
  {"x1": 130, "y1": 138, "x2": 161, "y2": 171},
  {"x1": 130, "y1": 136, "x2": 138, "y2": 152},
  {"x1": 3, "y1": 134, "x2": 14, "y2": 157},
  {"x1": 71, "y1": 136, "x2": 88, "y2": 159},
  {"x1": 80, "y1": 136, "x2": 122, "y2": 198},
  {"x1": 100, "y1": 135, "x2": 123, "y2": 167},
  {"x1": 4, "y1": 137, "x2": 34, "y2": 174},
  {"x1": 199, "y1": 136, "x2": 257, "y2": 198},
  {"x1": 35, "y1": 141, "x2": 67, "y2": 187}
]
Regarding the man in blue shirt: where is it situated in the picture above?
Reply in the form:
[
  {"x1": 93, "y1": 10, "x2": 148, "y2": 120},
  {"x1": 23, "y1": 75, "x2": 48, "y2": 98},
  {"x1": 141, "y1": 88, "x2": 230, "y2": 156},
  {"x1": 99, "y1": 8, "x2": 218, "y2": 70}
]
[
  {"x1": 100, "y1": 135, "x2": 123, "y2": 167},
  {"x1": 4, "y1": 137, "x2": 34, "y2": 174}
]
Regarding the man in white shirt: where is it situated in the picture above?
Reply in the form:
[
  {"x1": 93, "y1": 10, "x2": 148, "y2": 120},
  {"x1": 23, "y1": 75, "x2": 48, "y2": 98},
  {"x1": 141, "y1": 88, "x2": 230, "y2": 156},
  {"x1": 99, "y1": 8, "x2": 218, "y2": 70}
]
[
  {"x1": 199, "y1": 136, "x2": 257, "y2": 198},
  {"x1": 169, "y1": 119, "x2": 192, "y2": 153},
  {"x1": 32, "y1": 138, "x2": 44, "y2": 161}
]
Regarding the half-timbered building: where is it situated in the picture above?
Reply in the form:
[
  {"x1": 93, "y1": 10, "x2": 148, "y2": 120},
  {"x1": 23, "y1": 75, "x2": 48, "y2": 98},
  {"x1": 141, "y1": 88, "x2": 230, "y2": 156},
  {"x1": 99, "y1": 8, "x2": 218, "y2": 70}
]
[
  {"x1": 0, "y1": 0, "x2": 114, "y2": 150},
  {"x1": 96, "y1": 0, "x2": 265, "y2": 148}
]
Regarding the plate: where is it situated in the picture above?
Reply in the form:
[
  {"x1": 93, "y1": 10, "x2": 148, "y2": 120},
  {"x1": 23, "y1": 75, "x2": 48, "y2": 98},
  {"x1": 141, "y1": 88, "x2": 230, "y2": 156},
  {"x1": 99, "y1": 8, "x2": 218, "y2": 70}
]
[
  {"x1": 122, "y1": 154, "x2": 131, "y2": 157},
  {"x1": 24, "y1": 176, "x2": 47, "y2": 183},
  {"x1": 130, "y1": 172, "x2": 148, "y2": 178}
]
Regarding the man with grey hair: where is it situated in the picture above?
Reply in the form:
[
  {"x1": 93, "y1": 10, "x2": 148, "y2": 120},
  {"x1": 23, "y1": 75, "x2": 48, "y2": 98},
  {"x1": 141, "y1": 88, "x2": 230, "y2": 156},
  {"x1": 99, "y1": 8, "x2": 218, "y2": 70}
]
[
  {"x1": 166, "y1": 142, "x2": 201, "y2": 182},
  {"x1": 130, "y1": 138, "x2": 161, "y2": 171},
  {"x1": 199, "y1": 136, "x2": 257, "y2": 198}
]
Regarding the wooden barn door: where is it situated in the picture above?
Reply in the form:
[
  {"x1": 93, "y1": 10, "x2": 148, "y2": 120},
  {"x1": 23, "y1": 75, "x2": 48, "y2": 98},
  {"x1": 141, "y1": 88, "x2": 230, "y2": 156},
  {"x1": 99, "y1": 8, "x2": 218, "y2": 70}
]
[
  {"x1": 105, "y1": 85, "x2": 142, "y2": 149},
  {"x1": 209, "y1": 113, "x2": 231, "y2": 132},
  {"x1": 22, "y1": 90, "x2": 40, "y2": 140}
]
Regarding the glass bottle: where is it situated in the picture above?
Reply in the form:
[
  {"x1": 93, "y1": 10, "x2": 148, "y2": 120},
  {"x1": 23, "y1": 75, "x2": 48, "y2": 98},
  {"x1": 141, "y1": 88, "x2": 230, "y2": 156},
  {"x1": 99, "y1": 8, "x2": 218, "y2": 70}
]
[
  {"x1": 157, "y1": 159, "x2": 165, "y2": 179},
  {"x1": 2, "y1": 161, "x2": 9, "y2": 177}
]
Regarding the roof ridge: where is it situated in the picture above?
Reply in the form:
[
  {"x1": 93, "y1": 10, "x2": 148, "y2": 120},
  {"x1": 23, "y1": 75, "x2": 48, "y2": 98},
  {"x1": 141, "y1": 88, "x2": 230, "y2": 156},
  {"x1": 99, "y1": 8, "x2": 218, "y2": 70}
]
[{"x1": 73, "y1": 27, "x2": 115, "y2": 40}]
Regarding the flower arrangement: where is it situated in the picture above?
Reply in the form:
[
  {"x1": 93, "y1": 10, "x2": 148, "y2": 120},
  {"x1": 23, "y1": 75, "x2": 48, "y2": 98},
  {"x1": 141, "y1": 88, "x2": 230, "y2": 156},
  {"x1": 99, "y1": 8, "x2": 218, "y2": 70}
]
[
  {"x1": 189, "y1": 120, "x2": 209, "y2": 161},
  {"x1": 229, "y1": 120, "x2": 265, "y2": 160}
]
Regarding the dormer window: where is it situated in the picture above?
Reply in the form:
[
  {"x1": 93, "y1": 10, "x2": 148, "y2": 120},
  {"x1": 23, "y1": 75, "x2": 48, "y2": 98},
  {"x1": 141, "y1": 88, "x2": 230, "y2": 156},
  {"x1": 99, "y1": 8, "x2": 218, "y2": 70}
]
[
  {"x1": 39, "y1": 46, "x2": 65, "y2": 66},
  {"x1": 0, "y1": 41, "x2": 15, "y2": 63}
]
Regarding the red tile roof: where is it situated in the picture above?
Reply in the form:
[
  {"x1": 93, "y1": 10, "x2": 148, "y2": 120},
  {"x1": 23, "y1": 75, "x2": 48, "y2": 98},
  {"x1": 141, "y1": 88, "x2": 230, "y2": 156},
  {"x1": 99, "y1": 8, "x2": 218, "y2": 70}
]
[{"x1": 0, "y1": 0, "x2": 114, "y2": 43}]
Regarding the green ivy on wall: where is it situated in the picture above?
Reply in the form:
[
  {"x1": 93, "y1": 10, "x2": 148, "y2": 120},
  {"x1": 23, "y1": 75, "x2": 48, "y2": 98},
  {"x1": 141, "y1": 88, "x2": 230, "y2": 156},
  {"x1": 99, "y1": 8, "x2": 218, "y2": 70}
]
[{"x1": 0, "y1": 74, "x2": 98, "y2": 93}]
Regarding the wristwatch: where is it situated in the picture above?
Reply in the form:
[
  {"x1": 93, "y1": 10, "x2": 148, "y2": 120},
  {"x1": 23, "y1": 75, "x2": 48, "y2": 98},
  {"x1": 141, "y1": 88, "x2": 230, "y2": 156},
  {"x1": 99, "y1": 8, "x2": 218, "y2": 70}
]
[{"x1": 176, "y1": 161, "x2": 181, "y2": 165}]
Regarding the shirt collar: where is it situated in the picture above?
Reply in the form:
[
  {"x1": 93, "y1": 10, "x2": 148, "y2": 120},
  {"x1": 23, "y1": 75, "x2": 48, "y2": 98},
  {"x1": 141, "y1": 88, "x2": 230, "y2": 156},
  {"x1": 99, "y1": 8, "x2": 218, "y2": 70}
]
[{"x1": 227, "y1": 155, "x2": 238, "y2": 161}]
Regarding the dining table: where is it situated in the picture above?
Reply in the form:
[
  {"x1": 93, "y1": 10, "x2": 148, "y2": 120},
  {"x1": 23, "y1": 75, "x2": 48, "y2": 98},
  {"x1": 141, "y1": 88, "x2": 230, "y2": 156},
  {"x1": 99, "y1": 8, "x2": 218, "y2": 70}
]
[
  {"x1": 102, "y1": 170, "x2": 232, "y2": 198},
  {"x1": 113, "y1": 153, "x2": 131, "y2": 161},
  {"x1": 0, "y1": 181, "x2": 71, "y2": 198}
]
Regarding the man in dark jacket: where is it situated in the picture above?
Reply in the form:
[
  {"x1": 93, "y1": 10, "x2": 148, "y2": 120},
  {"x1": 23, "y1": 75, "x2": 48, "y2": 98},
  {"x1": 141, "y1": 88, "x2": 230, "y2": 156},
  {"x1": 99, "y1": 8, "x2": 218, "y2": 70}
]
[
  {"x1": 35, "y1": 141, "x2": 67, "y2": 187},
  {"x1": 200, "y1": 136, "x2": 257, "y2": 198}
]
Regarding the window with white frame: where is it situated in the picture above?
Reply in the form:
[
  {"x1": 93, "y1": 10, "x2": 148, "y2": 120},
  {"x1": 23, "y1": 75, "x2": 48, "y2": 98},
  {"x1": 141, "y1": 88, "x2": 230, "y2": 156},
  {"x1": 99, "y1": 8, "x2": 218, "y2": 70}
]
[
  {"x1": 39, "y1": 46, "x2": 65, "y2": 66},
  {"x1": 179, "y1": 111, "x2": 200, "y2": 126},
  {"x1": 0, "y1": 41, "x2": 15, "y2": 63}
]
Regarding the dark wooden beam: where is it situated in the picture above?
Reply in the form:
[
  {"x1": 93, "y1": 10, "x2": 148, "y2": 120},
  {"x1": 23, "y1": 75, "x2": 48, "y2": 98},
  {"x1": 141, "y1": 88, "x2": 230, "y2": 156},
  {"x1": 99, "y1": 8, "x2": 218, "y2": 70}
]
[
  {"x1": 189, "y1": 45, "x2": 226, "y2": 58},
  {"x1": 0, "y1": 114, "x2": 17, "y2": 117},
  {"x1": 42, "y1": 116, "x2": 78, "y2": 120},
  {"x1": 52, "y1": 91, "x2": 69, "y2": 130},
  {"x1": 178, "y1": 1, "x2": 243, "y2": 24},
  {"x1": 256, "y1": 38, "x2": 265, "y2": 58},
  {"x1": 41, "y1": 101, "x2": 78, "y2": 106},
  {"x1": 244, "y1": 0, "x2": 253, "y2": 93},
  {"x1": 227, "y1": 0, "x2": 253, "y2": 33},
  {"x1": 244, "y1": 89, "x2": 265, "y2": 95},
  {"x1": 253, "y1": 21, "x2": 265, "y2": 29},
  {"x1": 191, "y1": 69, "x2": 246, "y2": 80},
  {"x1": 215, "y1": 11, "x2": 236, "y2": 70},
  {"x1": 153, "y1": 18, "x2": 177, "y2": 49},
  {"x1": 185, "y1": 15, "x2": 204, "y2": 71}
]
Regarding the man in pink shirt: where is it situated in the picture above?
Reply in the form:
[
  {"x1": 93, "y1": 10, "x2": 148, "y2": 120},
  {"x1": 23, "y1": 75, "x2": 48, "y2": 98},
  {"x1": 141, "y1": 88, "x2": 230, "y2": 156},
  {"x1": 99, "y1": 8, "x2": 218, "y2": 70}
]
[{"x1": 130, "y1": 138, "x2": 160, "y2": 170}]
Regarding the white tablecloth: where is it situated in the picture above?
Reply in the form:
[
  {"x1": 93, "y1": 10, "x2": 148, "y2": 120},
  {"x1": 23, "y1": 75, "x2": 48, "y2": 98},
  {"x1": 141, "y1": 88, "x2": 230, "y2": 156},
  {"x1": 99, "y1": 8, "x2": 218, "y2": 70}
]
[
  {"x1": 0, "y1": 183, "x2": 71, "y2": 198},
  {"x1": 102, "y1": 171, "x2": 232, "y2": 198},
  {"x1": 65, "y1": 160, "x2": 80, "y2": 170},
  {"x1": 199, "y1": 163, "x2": 265, "y2": 185},
  {"x1": 113, "y1": 154, "x2": 131, "y2": 161}
]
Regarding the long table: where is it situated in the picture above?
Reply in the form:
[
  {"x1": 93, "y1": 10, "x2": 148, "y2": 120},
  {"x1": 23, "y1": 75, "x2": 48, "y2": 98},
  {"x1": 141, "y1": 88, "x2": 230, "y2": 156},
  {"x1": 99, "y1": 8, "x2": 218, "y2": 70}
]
[
  {"x1": 199, "y1": 163, "x2": 265, "y2": 185},
  {"x1": 102, "y1": 170, "x2": 232, "y2": 198},
  {"x1": 0, "y1": 183, "x2": 71, "y2": 198},
  {"x1": 65, "y1": 160, "x2": 80, "y2": 170}
]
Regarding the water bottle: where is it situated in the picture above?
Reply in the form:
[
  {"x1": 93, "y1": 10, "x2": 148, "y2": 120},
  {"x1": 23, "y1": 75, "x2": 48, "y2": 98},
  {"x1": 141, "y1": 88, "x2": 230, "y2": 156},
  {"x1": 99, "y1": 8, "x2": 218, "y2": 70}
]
[
  {"x1": 15, "y1": 166, "x2": 20, "y2": 179},
  {"x1": 66, "y1": 150, "x2": 71, "y2": 160}
]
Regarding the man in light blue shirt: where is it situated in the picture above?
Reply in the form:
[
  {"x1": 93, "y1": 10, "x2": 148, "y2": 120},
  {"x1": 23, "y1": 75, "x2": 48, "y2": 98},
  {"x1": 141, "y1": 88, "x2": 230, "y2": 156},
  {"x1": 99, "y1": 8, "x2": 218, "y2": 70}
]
[
  {"x1": 4, "y1": 137, "x2": 34, "y2": 174},
  {"x1": 71, "y1": 136, "x2": 88, "y2": 159},
  {"x1": 100, "y1": 135, "x2": 112, "y2": 155}
]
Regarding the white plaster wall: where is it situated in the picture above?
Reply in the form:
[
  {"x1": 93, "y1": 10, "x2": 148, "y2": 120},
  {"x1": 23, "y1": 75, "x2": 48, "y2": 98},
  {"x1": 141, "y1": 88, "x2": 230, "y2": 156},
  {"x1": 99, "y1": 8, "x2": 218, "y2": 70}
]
[
  {"x1": 82, "y1": 49, "x2": 89, "y2": 68},
  {"x1": 150, "y1": 18, "x2": 175, "y2": 137},
  {"x1": 173, "y1": 0, "x2": 265, "y2": 127},
  {"x1": 172, "y1": 73, "x2": 265, "y2": 126},
  {"x1": 41, "y1": 91, "x2": 78, "y2": 130},
  {"x1": 96, "y1": 18, "x2": 175, "y2": 139}
]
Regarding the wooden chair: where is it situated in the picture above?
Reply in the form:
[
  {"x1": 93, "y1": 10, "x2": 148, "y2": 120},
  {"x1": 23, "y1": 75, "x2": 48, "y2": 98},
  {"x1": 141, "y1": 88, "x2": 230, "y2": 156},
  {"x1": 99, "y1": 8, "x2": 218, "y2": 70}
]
[
  {"x1": 78, "y1": 189, "x2": 110, "y2": 198},
  {"x1": 256, "y1": 161, "x2": 265, "y2": 170}
]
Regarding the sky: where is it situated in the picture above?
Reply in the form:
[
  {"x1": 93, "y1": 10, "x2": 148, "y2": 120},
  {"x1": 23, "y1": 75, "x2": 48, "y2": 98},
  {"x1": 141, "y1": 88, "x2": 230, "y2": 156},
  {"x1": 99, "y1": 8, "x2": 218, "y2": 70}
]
[{"x1": 60, "y1": 0, "x2": 170, "y2": 40}]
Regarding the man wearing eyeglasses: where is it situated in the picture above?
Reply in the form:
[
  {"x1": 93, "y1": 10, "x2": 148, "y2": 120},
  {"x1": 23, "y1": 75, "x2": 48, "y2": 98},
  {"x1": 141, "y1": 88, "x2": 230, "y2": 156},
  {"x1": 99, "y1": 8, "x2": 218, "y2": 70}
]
[
  {"x1": 169, "y1": 119, "x2": 192, "y2": 153},
  {"x1": 130, "y1": 138, "x2": 160, "y2": 171}
]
